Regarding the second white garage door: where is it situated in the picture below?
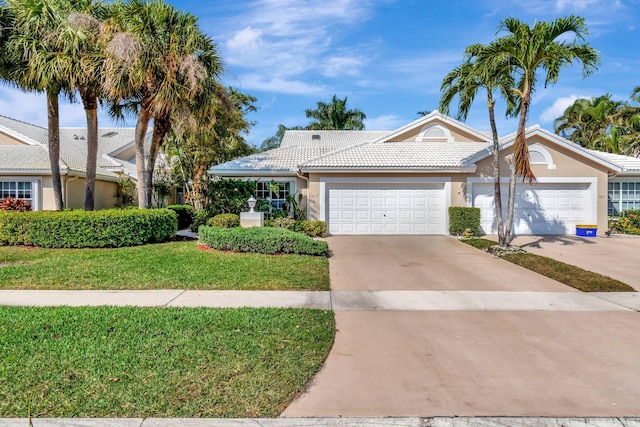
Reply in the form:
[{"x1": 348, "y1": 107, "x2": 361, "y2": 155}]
[
  {"x1": 472, "y1": 182, "x2": 593, "y2": 235},
  {"x1": 328, "y1": 183, "x2": 446, "y2": 235}
]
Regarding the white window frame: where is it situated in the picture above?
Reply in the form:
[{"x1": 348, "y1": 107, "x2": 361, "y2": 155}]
[
  {"x1": 415, "y1": 124, "x2": 454, "y2": 142},
  {"x1": 0, "y1": 177, "x2": 40, "y2": 210},
  {"x1": 253, "y1": 178, "x2": 296, "y2": 213},
  {"x1": 528, "y1": 145, "x2": 556, "y2": 169},
  {"x1": 608, "y1": 177, "x2": 640, "y2": 217}
]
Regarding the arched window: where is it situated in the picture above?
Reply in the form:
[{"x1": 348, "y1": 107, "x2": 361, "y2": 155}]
[
  {"x1": 416, "y1": 125, "x2": 453, "y2": 142},
  {"x1": 528, "y1": 145, "x2": 556, "y2": 169}
]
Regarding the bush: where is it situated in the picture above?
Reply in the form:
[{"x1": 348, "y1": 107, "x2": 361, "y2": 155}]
[
  {"x1": 0, "y1": 208, "x2": 177, "y2": 248},
  {"x1": 199, "y1": 226, "x2": 328, "y2": 256},
  {"x1": 206, "y1": 179, "x2": 257, "y2": 216},
  {"x1": 0, "y1": 197, "x2": 32, "y2": 212},
  {"x1": 167, "y1": 204, "x2": 194, "y2": 229},
  {"x1": 293, "y1": 220, "x2": 327, "y2": 238},
  {"x1": 264, "y1": 218, "x2": 327, "y2": 238},
  {"x1": 190, "y1": 210, "x2": 212, "y2": 232},
  {"x1": 449, "y1": 207, "x2": 481, "y2": 236},
  {"x1": 207, "y1": 213, "x2": 240, "y2": 228},
  {"x1": 609, "y1": 209, "x2": 640, "y2": 235}
]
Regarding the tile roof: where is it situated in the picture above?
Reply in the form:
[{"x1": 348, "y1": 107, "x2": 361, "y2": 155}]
[
  {"x1": 588, "y1": 150, "x2": 640, "y2": 173},
  {"x1": 0, "y1": 115, "x2": 149, "y2": 179},
  {"x1": 0, "y1": 145, "x2": 52, "y2": 171},
  {"x1": 211, "y1": 130, "x2": 387, "y2": 174},
  {"x1": 300, "y1": 141, "x2": 492, "y2": 169}
]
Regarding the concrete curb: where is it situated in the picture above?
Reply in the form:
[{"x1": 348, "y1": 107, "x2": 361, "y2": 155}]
[{"x1": 2, "y1": 417, "x2": 639, "y2": 426}]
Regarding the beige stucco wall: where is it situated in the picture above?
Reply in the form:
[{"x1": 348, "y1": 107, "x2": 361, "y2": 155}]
[
  {"x1": 0, "y1": 132, "x2": 28, "y2": 145},
  {"x1": 391, "y1": 118, "x2": 485, "y2": 142},
  {"x1": 63, "y1": 177, "x2": 118, "y2": 210},
  {"x1": 473, "y1": 136, "x2": 611, "y2": 232}
]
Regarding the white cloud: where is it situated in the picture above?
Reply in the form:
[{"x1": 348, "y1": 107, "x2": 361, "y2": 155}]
[
  {"x1": 364, "y1": 114, "x2": 406, "y2": 131},
  {"x1": 322, "y1": 56, "x2": 364, "y2": 78},
  {"x1": 539, "y1": 94, "x2": 587, "y2": 123},
  {"x1": 555, "y1": 0, "x2": 599, "y2": 12},
  {"x1": 235, "y1": 74, "x2": 326, "y2": 95}
]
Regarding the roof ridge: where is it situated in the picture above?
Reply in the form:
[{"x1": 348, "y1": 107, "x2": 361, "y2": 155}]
[
  {"x1": 0, "y1": 114, "x2": 47, "y2": 131},
  {"x1": 298, "y1": 139, "x2": 375, "y2": 167}
]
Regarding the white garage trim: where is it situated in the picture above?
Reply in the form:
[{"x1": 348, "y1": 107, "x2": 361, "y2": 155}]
[
  {"x1": 466, "y1": 177, "x2": 597, "y2": 234},
  {"x1": 320, "y1": 177, "x2": 451, "y2": 234}
]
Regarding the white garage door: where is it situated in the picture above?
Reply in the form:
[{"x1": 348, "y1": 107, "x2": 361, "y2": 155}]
[
  {"x1": 328, "y1": 183, "x2": 446, "y2": 235},
  {"x1": 472, "y1": 182, "x2": 593, "y2": 235}
]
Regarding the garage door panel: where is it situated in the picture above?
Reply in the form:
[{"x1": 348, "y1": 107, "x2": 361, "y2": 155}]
[
  {"x1": 328, "y1": 184, "x2": 446, "y2": 235},
  {"x1": 472, "y1": 182, "x2": 592, "y2": 235}
]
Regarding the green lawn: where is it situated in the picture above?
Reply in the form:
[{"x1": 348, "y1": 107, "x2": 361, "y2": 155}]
[
  {"x1": 460, "y1": 238, "x2": 634, "y2": 292},
  {"x1": 0, "y1": 241, "x2": 329, "y2": 290},
  {"x1": 0, "y1": 306, "x2": 335, "y2": 418}
]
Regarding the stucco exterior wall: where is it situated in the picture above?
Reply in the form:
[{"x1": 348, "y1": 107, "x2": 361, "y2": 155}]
[
  {"x1": 63, "y1": 177, "x2": 118, "y2": 210},
  {"x1": 0, "y1": 132, "x2": 28, "y2": 145},
  {"x1": 473, "y1": 136, "x2": 612, "y2": 232},
  {"x1": 391, "y1": 118, "x2": 486, "y2": 142}
]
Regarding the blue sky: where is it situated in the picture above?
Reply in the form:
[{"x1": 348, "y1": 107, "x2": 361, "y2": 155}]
[{"x1": 1, "y1": 0, "x2": 639, "y2": 146}]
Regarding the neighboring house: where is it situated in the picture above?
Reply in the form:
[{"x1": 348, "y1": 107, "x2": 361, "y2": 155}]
[
  {"x1": 210, "y1": 111, "x2": 640, "y2": 235},
  {"x1": 0, "y1": 115, "x2": 154, "y2": 210}
]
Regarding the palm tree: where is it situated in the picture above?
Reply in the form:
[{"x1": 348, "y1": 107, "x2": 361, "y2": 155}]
[
  {"x1": 440, "y1": 43, "x2": 517, "y2": 246},
  {"x1": 305, "y1": 95, "x2": 366, "y2": 130},
  {"x1": 58, "y1": 2, "x2": 107, "y2": 210},
  {"x1": 481, "y1": 15, "x2": 600, "y2": 243},
  {"x1": 103, "y1": 0, "x2": 220, "y2": 208},
  {"x1": 4, "y1": 0, "x2": 74, "y2": 211},
  {"x1": 555, "y1": 95, "x2": 623, "y2": 150}
]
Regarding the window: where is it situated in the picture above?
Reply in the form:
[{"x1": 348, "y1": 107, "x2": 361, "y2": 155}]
[
  {"x1": 608, "y1": 181, "x2": 640, "y2": 216},
  {"x1": 256, "y1": 181, "x2": 291, "y2": 211},
  {"x1": 416, "y1": 125, "x2": 453, "y2": 142},
  {"x1": 1, "y1": 181, "x2": 33, "y2": 208}
]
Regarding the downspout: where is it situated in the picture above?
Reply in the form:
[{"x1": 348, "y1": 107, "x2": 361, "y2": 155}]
[
  {"x1": 296, "y1": 169, "x2": 310, "y2": 219},
  {"x1": 64, "y1": 174, "x2": 80, "y2": 209}
]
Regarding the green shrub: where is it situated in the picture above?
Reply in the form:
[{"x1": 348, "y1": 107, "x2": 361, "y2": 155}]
[
  {"x1": 293, "y1": 220, "x2": 327, "y2": 238},
  {"x1": 448, "y1": 207, "x2": 481, "y2": 236},
  {"x1": 0, "y1": 208, "x2": 177, "y2": 248},
  {"x1": 167, "y1": 204, "x2": 194, "y2": 229},
  {"x1": 199, "y1": 226, "x2": 328, "y2": 256},
  {"x1": 264, "y1": 218, "x2": 327, "y2": 238},
  {"x1": 609, "y1": 209, "x2": 640, "y2": 235},
  {"x1": 190, "y1": 210, "x2": 212, "y2": 232},
  {"x1": 206, "y1": 179, "x2": 257, "y2": 216},
  {"x1": 207, "y1": 213, "x2": 240, "y2": 228}
]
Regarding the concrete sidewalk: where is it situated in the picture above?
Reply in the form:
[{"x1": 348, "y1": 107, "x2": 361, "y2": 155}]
[
  {"x1": 2, "y1": 417, "x2": 640, "y2": 426},
  {"x1": 1, "y1": 289, "x2": 639, "y2": 312}
]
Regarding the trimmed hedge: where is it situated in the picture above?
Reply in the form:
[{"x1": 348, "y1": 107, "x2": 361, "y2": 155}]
[
  {"x1": 0, "y1": 208, "x2": 178, "y2": 248},
  {"x1": 448, "y1": 207, "x2": 481, "y2": 236},
  {"x1": 208, "y1": 213, "x2": 240, "y2": 228},
  {"x1": 199, "y1": 226, "x2": 328, "y2": 256},
  {"x1": 167, "y1": 204, "x2": 194, "y2": 229},
  {"x1": 264, "y1": 219, "x2": 327, "y2": 238}
]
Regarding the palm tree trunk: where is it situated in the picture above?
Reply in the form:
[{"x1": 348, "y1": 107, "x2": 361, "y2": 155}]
[
  {"x1": 47, "y1": 88, "x2": 63, "y2": 211},
  {"x1": 487, "y1": 96, "x2": 505, "y2": 245},
  {"x1": 504, "y1": 156, "x2": 517, "y2": 246},
  {"x1": 145, "y1": 115, "x2": 170, "y2": 208},
  {"x1": 135, "y1": 108, "x2": 152, "y2": 208},
  {"x1": 80, "y1": 89, "x2": 98, "y2": 211}
]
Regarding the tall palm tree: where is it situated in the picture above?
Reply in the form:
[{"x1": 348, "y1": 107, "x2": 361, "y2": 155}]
[
  {"x1": 440, "y1": 43, "x2": 517, "y2": 246},
  {"x1": 481, "y1": 15, "x2": 600, "y2": 242},
  {"x1": 4, "y1": 0, "x2": 74, "y2": 210},
  {"x1": 555, "y1": 95, "x2": 623, "y2": 150},
  {"x1": 103, "y1": 0, "x2": 220, "y2": 208},
  {"x1": 58, "y1": 1, "x2": 107, "y2": 210},
  {"x1": 305, "y1": 95, "x2": 366, "y2": 130}
]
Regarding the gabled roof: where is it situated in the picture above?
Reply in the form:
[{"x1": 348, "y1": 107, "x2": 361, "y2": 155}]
[
  {"x1": 370, "y1": 110, "x2": 491, "y2": 144},
  {"x1": 0, "y1": 115, "x2": 151, "y2": 180},
  {"x1": 299, "y1": 141, "x2": 490, "y2": 172},
  {"x1": 210, "y1": 130, "x2": 387, "y2": 175},
  {"x1": 468, "y1": 125, "x2": 623, "y2": 173}
]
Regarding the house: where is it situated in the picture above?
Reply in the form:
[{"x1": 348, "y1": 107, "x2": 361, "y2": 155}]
[
  {"x1": 0, "y1": 114, "x2": 158, "y2": 210},
  {"x1": 210, "y1": 111, "x2": 640, "y2": 235}
]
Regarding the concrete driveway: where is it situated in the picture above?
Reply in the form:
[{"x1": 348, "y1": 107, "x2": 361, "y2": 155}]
[
  {"x1": 512, "y1": 235, "x2": 640, "y2": 291},
  {"x1": 283, "y1": 235, "x2": 640, "y2": 417}
]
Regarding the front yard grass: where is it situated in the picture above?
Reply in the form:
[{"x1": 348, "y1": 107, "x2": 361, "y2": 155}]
[
  {"x1": 0, "y1": 306, "x2": 335, "y2": 418},
  {"x1": 460, "y1": 238, "x2": 634, "y2": 292},
  {"x1": 0, "y1": 241, "x2": 329, "y2": 290}
]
